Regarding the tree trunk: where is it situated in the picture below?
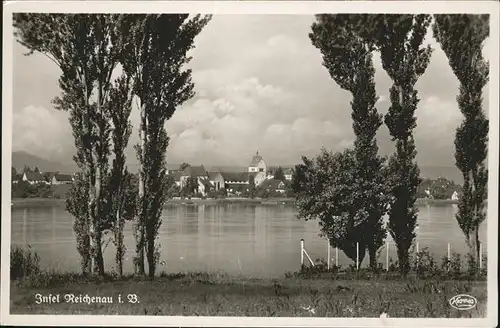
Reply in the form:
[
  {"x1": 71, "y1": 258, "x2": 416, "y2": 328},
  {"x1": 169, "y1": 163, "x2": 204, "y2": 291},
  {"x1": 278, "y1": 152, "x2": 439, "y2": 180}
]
[
  {"x1": 136, "y1": 102, "x2": 147, "y2": 275},
  {"x1": 397, "y1": 240, "x2": 410, "y2": 277},
  {"x1": 94, "y1": 85, "x2": 105, "y2": 277},
  {"x1": 467, "y1": 225, "x2": 479, "y2": 267},
  {"x1": 147, "y1": 230, "x2": 155, "y2": 280},
  {"x1": 368, "y1": 246, "x2": 377, "y2": 271},
  {"x1": 115, "y1": 206, "x2": 123, "y2": 278}
]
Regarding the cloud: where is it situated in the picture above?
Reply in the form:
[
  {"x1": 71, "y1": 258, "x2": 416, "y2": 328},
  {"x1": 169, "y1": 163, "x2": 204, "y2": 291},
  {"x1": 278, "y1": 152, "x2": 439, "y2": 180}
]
[
  {"x1": 12, "y1": 105, "x2": 73, "y2": 161},
  {"x1": 12, "y1": 15, "x2": 492, "y2": 169}
]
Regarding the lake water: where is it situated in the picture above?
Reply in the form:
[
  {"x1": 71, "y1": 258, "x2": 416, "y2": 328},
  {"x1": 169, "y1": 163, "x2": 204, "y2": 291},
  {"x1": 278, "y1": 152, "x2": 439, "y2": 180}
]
[{"x1": 11, "y1": 202, "x2": 488, "y2": 278}]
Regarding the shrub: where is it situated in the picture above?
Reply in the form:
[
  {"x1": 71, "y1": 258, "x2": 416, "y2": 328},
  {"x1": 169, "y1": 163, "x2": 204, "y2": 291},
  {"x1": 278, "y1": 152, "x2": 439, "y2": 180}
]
[
  {"x1": 449, "y1": 252, "x2": 462, "y2": 278},
  {"x1": 11, "y1": 245, "x2": 41, "y2": 280},
  {"x1": 411, "y1": 247, "x2": 440, "y2": 278}
]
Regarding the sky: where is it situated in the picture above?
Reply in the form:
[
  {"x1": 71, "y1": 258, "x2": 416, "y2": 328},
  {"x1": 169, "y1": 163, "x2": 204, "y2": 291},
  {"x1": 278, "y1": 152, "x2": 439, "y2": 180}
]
[{"x1": 12, "y1": 15, "x2": 492, "y2": 168}]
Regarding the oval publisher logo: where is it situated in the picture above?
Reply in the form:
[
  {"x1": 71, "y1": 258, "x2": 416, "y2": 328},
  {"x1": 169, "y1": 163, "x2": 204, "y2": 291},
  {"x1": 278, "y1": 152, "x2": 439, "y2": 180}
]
[{"x1": 449, "y1": 294, "x2": 477, "y2": 310}]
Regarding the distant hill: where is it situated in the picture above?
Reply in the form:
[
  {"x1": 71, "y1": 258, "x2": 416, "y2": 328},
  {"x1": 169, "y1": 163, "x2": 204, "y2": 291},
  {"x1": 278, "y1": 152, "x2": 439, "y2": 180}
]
[{"x1": 11, "y1": 151, "x2": 75, "y2": 173}]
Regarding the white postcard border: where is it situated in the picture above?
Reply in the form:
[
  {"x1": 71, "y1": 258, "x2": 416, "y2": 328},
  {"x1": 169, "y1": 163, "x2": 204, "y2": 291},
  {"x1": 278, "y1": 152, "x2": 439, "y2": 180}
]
[{"x1": 2, "y1": 1, "x2": 498, "y2": 327}]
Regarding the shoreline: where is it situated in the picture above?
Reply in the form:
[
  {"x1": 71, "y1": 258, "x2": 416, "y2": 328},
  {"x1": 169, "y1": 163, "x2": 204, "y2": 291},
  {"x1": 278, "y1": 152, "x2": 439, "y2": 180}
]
[{"x1": 11, "y1": 197, "x2": 458, "y2": 206}]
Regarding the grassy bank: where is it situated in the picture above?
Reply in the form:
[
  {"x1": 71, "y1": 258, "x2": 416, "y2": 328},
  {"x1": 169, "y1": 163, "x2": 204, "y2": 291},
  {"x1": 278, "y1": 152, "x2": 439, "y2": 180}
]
[
  {"x1": 12, "y1": 197, "x2": 456, "y2": 206},
  {"x1": 10, "y1": 271, "x2": 486, "y2": 317}
]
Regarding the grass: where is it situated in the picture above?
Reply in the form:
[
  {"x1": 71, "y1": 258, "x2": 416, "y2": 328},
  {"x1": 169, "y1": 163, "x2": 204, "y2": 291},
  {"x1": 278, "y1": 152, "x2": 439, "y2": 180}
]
[{"x1": 10, "y1": 270, "x2": 487, "y2": 317}]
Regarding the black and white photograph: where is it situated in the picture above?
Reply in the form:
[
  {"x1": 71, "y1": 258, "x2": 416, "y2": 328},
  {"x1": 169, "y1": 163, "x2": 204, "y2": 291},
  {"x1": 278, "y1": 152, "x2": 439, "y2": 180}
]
[{"x1": 1, "y1": 1, "x2": 498, "y2": 327}]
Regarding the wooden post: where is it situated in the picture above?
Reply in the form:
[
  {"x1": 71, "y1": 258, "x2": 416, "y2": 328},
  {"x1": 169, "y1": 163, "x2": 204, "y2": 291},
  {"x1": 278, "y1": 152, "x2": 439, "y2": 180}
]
[
  {"x1": 447, "y1": 243, "x2": 451, "y2": 272},
  {"x1": 416, "y1": 242, "x2": 419, "y2": 254},
  {"x1": 356, "y1": 242, "x2": 359, "y2": 271},
  {"x1": 479, "y1": 243, "x2": 483, "y2": 270},
  {"x1": 327, "y1": 239, "x2": 331, "y2": 270},
  {"x1": 386, "y1": 242, "x2": 389, "y2": 271},
  {"x1": 300, "y1": 239, "x2": 304, "y2": 266},
  {"x1": 335, "y1": 247, "x2": 339, "y2": 267}
]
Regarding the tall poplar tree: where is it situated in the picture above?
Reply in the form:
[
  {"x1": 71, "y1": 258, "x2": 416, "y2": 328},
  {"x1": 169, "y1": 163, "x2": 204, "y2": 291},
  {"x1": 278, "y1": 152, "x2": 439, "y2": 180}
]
[
  {"x1": 370, "y1": 15, "x2": 433, "y2": 275},
  {"x1": 433, "y1": 14, "x2": 489, "y2": 264},
  {"x1": 14, "y1": 14, "x2": 130, "y2": 276},
  {"x1": 104, "y1": 73, "x2": 136, "y2": 277},
  {"x1": 308, "y1": 14, "x2": 389, "y2": 268},
  {"x1": 123, "y1": 14, "x2": 211, "y2": 278}
]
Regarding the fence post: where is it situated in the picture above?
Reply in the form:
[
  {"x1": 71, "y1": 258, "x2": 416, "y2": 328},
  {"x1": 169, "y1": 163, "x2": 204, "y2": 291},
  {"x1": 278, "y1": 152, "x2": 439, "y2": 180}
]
[
  {"x1": 300, "y1": 239, "x2": 304, "y2": 266},
  {"x1": 447, "y1": 243, "x2": 451, "y2": 271},
  {"x1": 327, "y1": 239, "x2": 331, "y2": 270},
  {"x1": 356, "y1": 242, "x2": 359, "y2": 271},
  {"x1": 335, "y1": 247, "x2": 339, "y2": 267},
  {"x1": 479, "y1": 243, "x2": 483, "y2": 270},
  {"x1": 386, "y1": 242, "x2": 389, "y2": 272}
]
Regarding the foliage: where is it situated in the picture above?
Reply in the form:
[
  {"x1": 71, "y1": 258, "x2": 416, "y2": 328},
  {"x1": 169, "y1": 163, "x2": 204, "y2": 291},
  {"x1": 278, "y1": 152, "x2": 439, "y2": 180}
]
[
  {"x1": 295, "y1": 149, "x2": 368, "y2": 263},
  {"x1": 123, "y1": 14, "x2": 211, "y2": 278},
  {"x1": 273, "y1": 167, "x2": 285, "y2": 181},
  {"x1": 179, "y1": 162, "x2": 190, "y2": 171},
  {"x1": 181, "y1": 176, "x2": 199, "y2": 197},
  {"x1": 308, "y1": 14, "x2": 389, "y2": 268},
  {"x1": 369, "y1": 14, "x2": 433, "y2": 276},
  {"x1": 11, "y1": 181, "x2": 54, "y2": 198},
  {"x1": 10, "y1": 246, "x2": 41, "y2": 280},
  {"x1": 166, "y1": 182, "x2": 181, "y2": 198},
  {"x1": 66, "y1": 172, "x2": 91, "y2": 273},
  {"x1": 433, "y1": 14, "x2": 489, "y2": 263},
  {"x1": 418, "y1": 177, "x2": 461, "y2": 200}
]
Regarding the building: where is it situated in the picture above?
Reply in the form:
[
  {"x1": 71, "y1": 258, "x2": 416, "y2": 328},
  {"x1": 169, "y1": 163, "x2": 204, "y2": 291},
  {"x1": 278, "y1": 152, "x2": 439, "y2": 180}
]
[
  {"x1": 22, "y1": 171, "x2": 45, "y2": 184},
  {"x1": 451, "y1": 190, "x2": 460, "y2": 201},
  {"x1": 220, "y1": 172, "x2": 255, "y2": 194},
  {"x1": 248, "y1": 151, "x2": 267, "y2": 174},
  {"x1": 197, "y1": 178, "x2": 214, "y2": 196},
  {"x1": 284, "y1": 168, "x2": 293, "y2": 181},
  {"x1": 51, "y1": 173, "x2": 74, "y2": 185},
  {"x1": 179, "y1": 165, "x2": 208, "y2": 188},
  {"x1": 247, "y1": 151, "x2": 267, "y2": 186},
  {"x1": 260, "y1": 178, "x2": 290, "y2": 194},
  {"x1": 208, "y1": 171, "x2": 225, "y2": 191}
]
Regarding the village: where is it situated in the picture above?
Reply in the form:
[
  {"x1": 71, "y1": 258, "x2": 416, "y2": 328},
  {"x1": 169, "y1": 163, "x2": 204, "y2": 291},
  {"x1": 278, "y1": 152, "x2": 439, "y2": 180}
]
[
  {"x1": 11, "y1": 151, "x2": 297, "y2": 199},
  {"x1": 11, "y1": 150, "x2": 461, "y2": 201}
]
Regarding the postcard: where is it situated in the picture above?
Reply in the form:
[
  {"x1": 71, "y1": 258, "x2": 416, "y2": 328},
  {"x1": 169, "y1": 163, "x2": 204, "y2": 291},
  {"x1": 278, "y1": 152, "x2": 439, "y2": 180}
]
[{"x1": 1, "y1": 1, "x2": 498, "y2": 327}]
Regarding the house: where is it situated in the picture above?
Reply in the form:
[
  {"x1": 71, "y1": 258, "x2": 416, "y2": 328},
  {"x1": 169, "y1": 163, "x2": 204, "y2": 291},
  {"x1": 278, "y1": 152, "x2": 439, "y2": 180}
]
[
  {"x1": 166, "y1": 164, "x2": 181, "y2": 175},
  {"x1": 248, "y1": 151, "x2": 267, "y2": 174},
  {"x1": 284, "y1": 168, "x2": 293, "y2": 181},
  {"x1": 220, "y1": 172, "x2": 256, "y2": 194},
  {"x1": 42, "y1": 171, "x2": 58, "y2": 183},
  {"x1": 22, "y1": 171, "x2": 45, "y2": 184},
  {"x1": 169, "y1": 171, "x2": 183, "y2": 187},
  {"x1": 179, "y1": 165, "x2": 208, "y2": 188},
  {"x1": 197, "y1": 178, "x2": 214, "y2": 196},
  {"x1": 208, "y1": 171, "x2": 225, "y2": 191},
  {"x1": 451, "y1": 190, "x2": 460, "y2": 201},
  {"x1": 260, "y1": 178, "x2": 290, "y2": 194},
  {"x1": 52, "y1": 173, "x2": 74, "y2": 185},
  {"x1": 247, "y1": 151, "x2": 267, "y2": 186}
]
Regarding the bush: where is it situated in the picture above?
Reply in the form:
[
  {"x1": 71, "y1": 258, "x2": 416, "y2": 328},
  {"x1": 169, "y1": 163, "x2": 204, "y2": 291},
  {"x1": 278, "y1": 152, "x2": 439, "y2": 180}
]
[
  {"x1": 411, "y1": 247, "x2": 441, "y2": 278},
  {"x1": 11, "y1": 245, "x2": 41, "y2": 280}
]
